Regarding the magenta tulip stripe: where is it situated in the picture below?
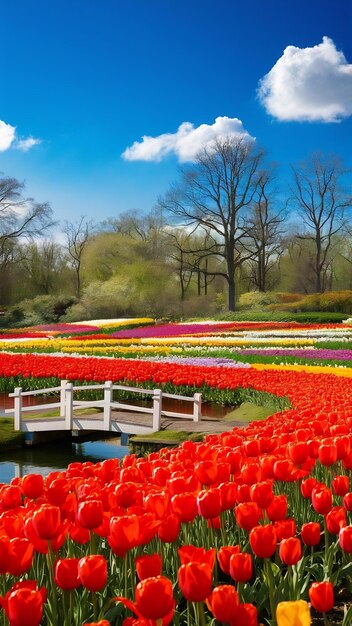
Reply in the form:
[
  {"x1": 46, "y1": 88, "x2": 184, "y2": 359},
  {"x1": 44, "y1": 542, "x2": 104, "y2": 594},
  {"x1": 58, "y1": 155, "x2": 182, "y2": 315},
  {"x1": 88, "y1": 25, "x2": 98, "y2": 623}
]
[
  {"x1": 110, "y1": 322, "x2": 238, "y2": 338},
  {"x1": 146, "y1": 356, "x2": 252, "y2": 368}
]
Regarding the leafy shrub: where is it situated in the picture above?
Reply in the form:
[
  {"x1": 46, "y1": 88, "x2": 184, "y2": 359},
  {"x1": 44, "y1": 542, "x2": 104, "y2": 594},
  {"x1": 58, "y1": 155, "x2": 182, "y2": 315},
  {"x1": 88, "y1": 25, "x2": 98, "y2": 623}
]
[
  {"x1": 268, "y1": 291, "x2": 352, "y2": 314},
  {"x1": 238, "y1": 291, "x2": 282, "y2": 309},
  {"x1": 0, "y1": 296, "x2": 78, "y2": 327}
]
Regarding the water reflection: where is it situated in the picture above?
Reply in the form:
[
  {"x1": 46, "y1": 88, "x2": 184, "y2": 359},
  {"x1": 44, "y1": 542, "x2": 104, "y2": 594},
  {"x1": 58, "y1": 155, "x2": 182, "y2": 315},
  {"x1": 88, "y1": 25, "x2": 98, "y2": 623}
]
[{"x1": 0, "y1": 437, "x2": 129, "y2": 483}]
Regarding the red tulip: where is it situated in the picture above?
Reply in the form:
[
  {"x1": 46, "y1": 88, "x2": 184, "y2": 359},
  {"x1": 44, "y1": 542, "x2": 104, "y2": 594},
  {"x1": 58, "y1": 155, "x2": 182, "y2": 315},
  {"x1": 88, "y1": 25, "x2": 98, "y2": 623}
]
[
  {"x1": 318, "y1": 444, "x2": 337, "y2": 467},
  {"x1": 339, "y1": 526, "x2": 352, "y2": 553},
  {"x1": 241, "y1": 461, "x2": 262, "y2": 485},
  {"x1": 332, "y1": 475, "x2": 349, "y2": 496},
  {"x1": 77, "y1": 500, "x2": 104, "y2": 530},
  {"x1": 135, "y1": 576, "x2": 174, "y2": 620},
  {"x1": 266, "y1": 495, "x2": 288, "y2": 521},
  {"x1": 197, "y1": 489, "x2": 222, "y2": 519},
  {"x1": 32, "y1": 504, "x2": 61, "y2": 539},
  {"x1": 311, "y1": 486, "x2": 332, "y2": 515},
  {"x1": 216, "y1": 462, "x2": 231, "y2": 483},
  {"x1": 114, "y1": 482, "x2": 140, "y2": 508},
  {"x1": 178, "y1": 545, "x2": 216, "y2": 569},
  {"x1": 135, "y1": 553, "x2": 162, "y2": 581},
  {"x1": 1, "y1": 511, "x2": 23, "y2": 539},
  {"x1": 273, "y1": 459, "x2": 295, "y2": 482},
  {"x1": 0, "y1": 485, "x2": 22, "y2": 510},
  {"x1": 157, "y1": 514, "x2": 180, "y2": 543},
  {"x1": 178, "y1": 562, "x2": 213, "y2": 602},
  {"x1": 135, "y1": 513, "x2": 160, "y2": 547},
  {"x1": 301, "y1": 522, "x2": 321, "y2": 546},
  {"x1": 206, "y1": 585, "x2": 239, "y2": 622},
  {"x1": 78, "y1": 555, "x2": 107, "y2": 592},
  {"x1": 7, "y1": 538, "x2": 34, "y2": 576},
  {"x1": 194, "y1": 460, "x2": 217, "y2": 485},
  {"x1": 287, "y1": 441, "x2": 309, "y2": 466},
  {"x1": 249, "y1": 524, "x2": 277, "y2": 558},
  {"x1": 171, "y1": 493, "x2": 198, "y2": 523},
  {"x1": 219, "y1": 482, "x2": 237, "y2": 511},
  {"x1": 232, "y1": 603, "x2": 258, "y2": 626},
  {"x1": 308, "y1": 581, "x2": 334, "y2": 613},
  {"x1": 0, "y1": 582, "x2": 46, "y2": 626},
  {"x1": 260, "y1": 455, "x2": 276, "y2": 479},
  {"x1": 307, "y1": 439, "x2": 320, "y2": 459},
  {"x1": 54, "y1": 558, "x2": 81, "y2": 590},
  {"x1": 236, "y1": 483, "x2": 251, "y2": 503},
  {"x1": 343, "y1": 450, "x2": 352, "y2": 470},
  {"x1": 274, "y1": 518, "x2": 296, "y2": 541},
  {"x1": 343, "y1": 492, "x2": 352, "y2": 511},
  {"x1": 235, "y1": 502, "x2": 261, "y2": 531},
  {"x1": 301, "y1": 477, "x2": 319, "y2": 499},
  {"x1": 108, "y1": 515, "x2": 139, "y2": 558},
  {"x1": 229, "y1": 552, "x2": 253, "y2": 582},
  {"x1": 325, "y1": 506, "x2": 346, "y2": 534},
  {"x1": 69, "y1": 522, "x2": 90, "y2": 545},
  {"x1": 279, "y1": 537, "x2": 302, "y2": 565},
  {"x1": 217, "y1": 545, "x2": 240, "y2": 575},
  {"x1": 250, "y1": 481, "x2": 274, "y2": 509},
  {"x1": 144, "y1": 492, "x2": 169, "y2": 519},
  {"x1": 21, "y1": 474, "x2": 44, "y2": 500},
  {"x1": 166, "y1": 476, "x2": 189, "y2": 497},
  {"x1": 0, "y1": 536, "x2": 11, "y2": 574},
  {"x1": 246, "y1": 438, "x2": 262, "y2": 457},
  {"x1": 23, "y1": 517, "x2": 49, "y2": 554},
  {"x1": 334, "y1": 435, "x2": 350, "y2": 459}
]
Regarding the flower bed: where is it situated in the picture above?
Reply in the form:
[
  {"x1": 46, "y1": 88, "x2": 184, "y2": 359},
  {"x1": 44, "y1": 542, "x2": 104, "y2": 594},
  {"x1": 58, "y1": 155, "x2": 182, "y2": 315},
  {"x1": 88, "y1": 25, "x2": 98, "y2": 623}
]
[{"x1": 0, "y1": 320, "x2": 352, "y2": 625}]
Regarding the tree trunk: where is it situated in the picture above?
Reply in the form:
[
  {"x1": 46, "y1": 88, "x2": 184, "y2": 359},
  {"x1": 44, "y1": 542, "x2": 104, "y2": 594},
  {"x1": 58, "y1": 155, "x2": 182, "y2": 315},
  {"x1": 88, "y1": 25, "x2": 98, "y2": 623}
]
[{"x1": 316, "y1": 235, "x2": 322, "y2": 293}]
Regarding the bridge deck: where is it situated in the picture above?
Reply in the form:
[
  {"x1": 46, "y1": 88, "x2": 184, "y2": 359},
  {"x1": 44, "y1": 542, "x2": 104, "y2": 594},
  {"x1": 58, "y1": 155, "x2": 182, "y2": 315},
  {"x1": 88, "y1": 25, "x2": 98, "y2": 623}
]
[{"x1": 21, "y1": 408, "x2": 241, "y2": 434}]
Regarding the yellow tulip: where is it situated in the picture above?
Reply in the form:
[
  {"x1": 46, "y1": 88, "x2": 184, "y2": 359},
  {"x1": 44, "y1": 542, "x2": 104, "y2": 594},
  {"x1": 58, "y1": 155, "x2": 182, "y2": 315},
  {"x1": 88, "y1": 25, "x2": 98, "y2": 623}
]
[{"x1": 276, "y1": 600, "x2": 311, "y2": 626}]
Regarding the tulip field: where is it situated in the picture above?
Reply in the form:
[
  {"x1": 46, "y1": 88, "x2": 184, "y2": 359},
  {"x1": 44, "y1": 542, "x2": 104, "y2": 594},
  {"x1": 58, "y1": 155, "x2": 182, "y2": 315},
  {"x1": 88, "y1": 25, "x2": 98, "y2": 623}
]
[{"x1": 1, "y1": 318, "x2": 352, "y2": 625}]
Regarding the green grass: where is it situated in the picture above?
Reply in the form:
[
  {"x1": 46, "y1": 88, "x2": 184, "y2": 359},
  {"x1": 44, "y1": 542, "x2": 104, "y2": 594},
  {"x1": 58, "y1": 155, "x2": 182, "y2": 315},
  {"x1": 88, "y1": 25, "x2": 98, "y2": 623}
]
[
  {"x1": 0, "y1": 417, "x2": 24, "y2": 451},
  {"x1": 129, "y1": 430, "x2": 204, "y2": 445},
  {"x1": 223, "y1": 401, "x2": 276, "y2": 422},
  {"x1": 215, "y1": 311, "x2": 348, "y2": 323}
]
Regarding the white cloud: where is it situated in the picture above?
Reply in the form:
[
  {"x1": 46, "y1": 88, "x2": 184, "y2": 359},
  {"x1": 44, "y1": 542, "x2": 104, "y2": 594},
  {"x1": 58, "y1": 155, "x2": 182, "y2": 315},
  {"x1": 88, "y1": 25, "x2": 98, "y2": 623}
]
[
  {"x1": 0, "y1": 120, "x2": 41, "y2": 152},
  {"x1": 0, "y1": 120, "x2": 16, "y2": 151},
  {"x1": 16, "y1": 136, "x2": 42, "y2": 151},
  {"x1": 122, "y1": 116, "x2": 254, "y2": 162},
  {"x1": 258, "y1": 36, "x2": 352, "y2": 122}
]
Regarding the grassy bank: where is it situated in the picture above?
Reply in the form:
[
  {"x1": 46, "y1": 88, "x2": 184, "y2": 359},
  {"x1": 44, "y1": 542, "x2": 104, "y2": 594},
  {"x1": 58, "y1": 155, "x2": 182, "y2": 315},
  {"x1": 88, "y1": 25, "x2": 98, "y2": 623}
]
[{"x1": 0, "y1": 417, "x2": 25, "y2": 451}]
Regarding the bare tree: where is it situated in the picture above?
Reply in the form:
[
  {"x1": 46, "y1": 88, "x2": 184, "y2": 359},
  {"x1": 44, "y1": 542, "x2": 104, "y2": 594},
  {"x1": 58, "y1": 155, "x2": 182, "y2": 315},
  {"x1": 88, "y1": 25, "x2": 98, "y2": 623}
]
[
  {"x1": 63, "y1": 216, "x2": 94, "y2": 298},
  {"x1": 0, "y1": 175, "x2": 54, "y2": 268},
  {"x1": 166, "y1": 228, "x2": 217, "y2": 300},
  {"x1": 247, "y1": 173, "x2": 286, "y2": 291},
  {"x1": 291, "y1": 154, "x2": 352, "y2": 293},
  {"x1": 159, "y1": 137, "x2": 266, "y2": 311}
]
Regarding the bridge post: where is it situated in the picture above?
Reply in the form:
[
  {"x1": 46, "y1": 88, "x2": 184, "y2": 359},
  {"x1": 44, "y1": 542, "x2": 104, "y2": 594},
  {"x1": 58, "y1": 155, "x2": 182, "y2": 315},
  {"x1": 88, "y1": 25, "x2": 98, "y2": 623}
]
[
  {"x1": 152, "y1": 389, "x2": 162, "y2": 431},
  {"x1": 103, "y1": 381, "x2": 113, "y2": 430},
  {"x1": 60, "y1": 380, "x2": 68, "y2": 417},
  {"x1": 193, "y1": 393, "x2": 202, "y2": 422},
  {"x1": 65, "y1": 382, "x2": 73, "y2": 430},
  {"x1": 13, "y1": 387, "x2": 23, "y2": 431}
]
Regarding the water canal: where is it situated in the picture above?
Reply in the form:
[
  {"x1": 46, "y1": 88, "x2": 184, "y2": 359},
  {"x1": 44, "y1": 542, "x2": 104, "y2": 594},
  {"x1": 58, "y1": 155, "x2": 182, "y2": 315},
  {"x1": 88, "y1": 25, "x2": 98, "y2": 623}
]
[{"x1": 0, "y1": 392, "x2": 233, "y2": 483}]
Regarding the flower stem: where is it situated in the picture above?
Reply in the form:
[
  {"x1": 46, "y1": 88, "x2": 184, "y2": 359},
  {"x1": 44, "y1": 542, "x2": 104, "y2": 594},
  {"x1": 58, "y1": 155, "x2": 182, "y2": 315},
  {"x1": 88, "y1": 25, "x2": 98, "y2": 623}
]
[{"x1": 264, "y1": 558, "x2": 276, "y2": 626}]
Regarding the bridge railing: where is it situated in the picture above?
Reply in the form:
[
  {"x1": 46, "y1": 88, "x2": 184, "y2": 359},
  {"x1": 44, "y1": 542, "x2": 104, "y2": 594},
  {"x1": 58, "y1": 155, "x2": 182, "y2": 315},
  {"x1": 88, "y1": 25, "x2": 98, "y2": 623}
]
[{"x1": 7, "y1": 380, "x2": 202, "y2": 433}]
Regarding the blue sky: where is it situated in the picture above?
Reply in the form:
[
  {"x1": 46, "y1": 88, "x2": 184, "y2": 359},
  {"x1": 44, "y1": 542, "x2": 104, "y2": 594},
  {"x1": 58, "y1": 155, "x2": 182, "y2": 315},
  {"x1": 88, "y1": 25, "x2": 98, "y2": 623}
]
[{"x1": 0, "y1": 0, "x2": 351, "y2": 224}]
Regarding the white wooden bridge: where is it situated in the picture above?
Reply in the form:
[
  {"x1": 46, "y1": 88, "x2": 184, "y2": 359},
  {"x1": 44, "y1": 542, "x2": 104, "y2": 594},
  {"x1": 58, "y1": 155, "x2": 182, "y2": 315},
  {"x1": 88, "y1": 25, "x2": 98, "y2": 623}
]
[{"x1": 6, "y1": 380, "x2": 203, "y2": 436}]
